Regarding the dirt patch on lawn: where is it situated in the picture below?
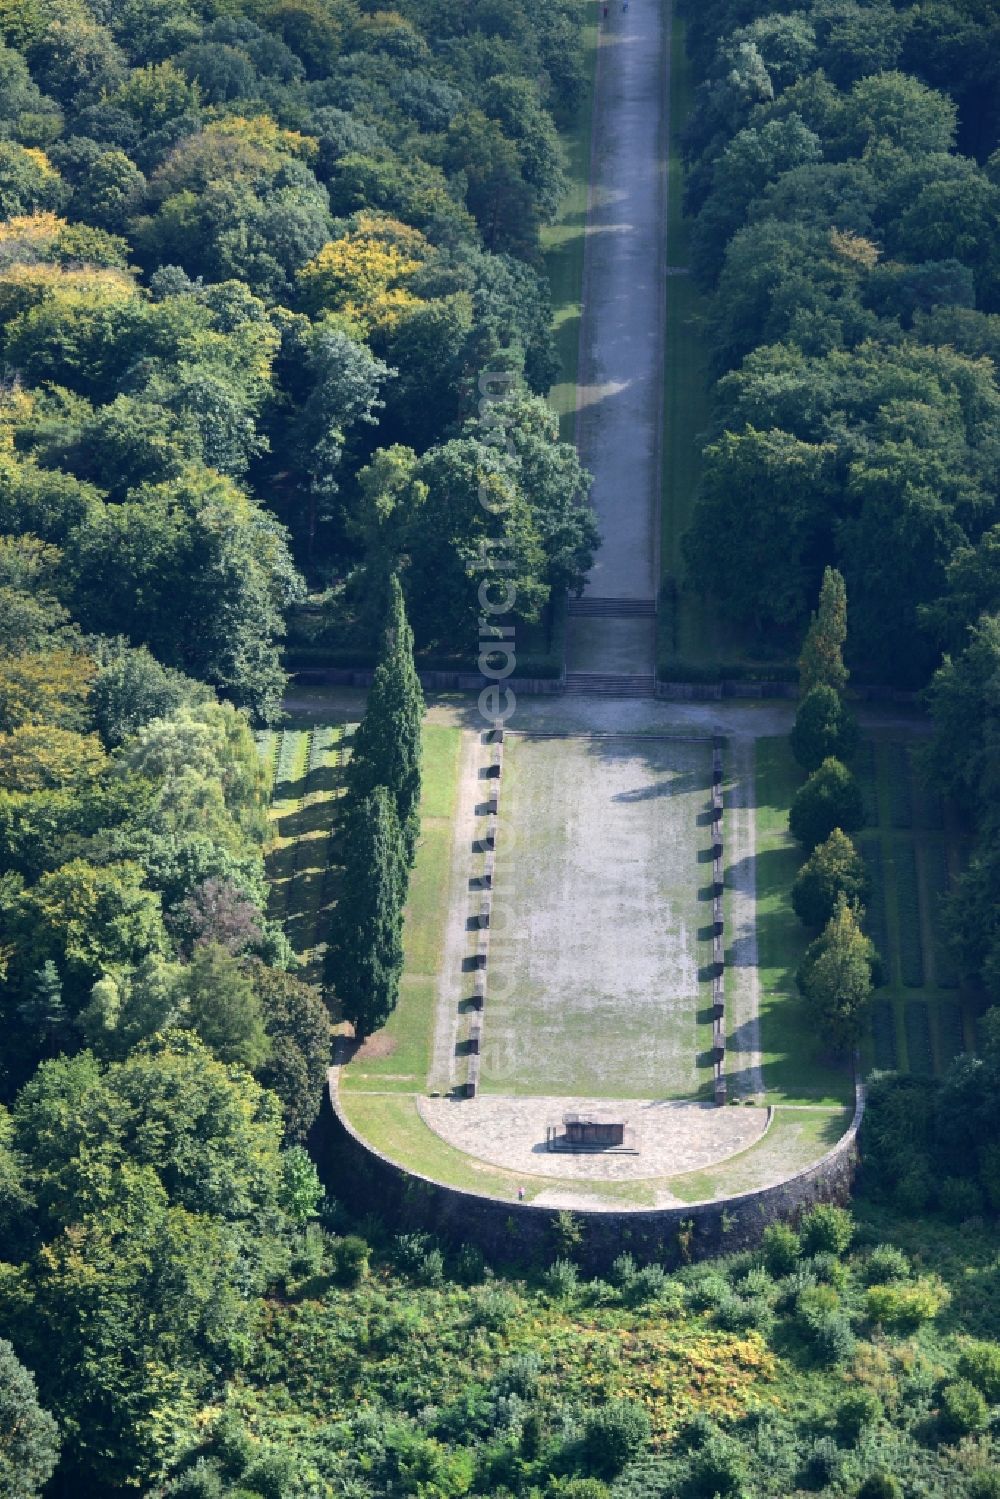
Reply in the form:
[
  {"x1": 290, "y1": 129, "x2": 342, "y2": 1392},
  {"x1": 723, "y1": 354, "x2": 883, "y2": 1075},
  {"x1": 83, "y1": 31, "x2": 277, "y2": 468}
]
[{"x1": 354, "y1": 1034, "x2": 398, "y2": 1062}]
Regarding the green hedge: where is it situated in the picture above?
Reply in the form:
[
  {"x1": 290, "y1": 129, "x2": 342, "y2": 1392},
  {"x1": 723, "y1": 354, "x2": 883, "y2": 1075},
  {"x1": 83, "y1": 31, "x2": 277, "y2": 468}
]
[{"x1": 860, "y1": 840, "x2": 889, "y2": 981}]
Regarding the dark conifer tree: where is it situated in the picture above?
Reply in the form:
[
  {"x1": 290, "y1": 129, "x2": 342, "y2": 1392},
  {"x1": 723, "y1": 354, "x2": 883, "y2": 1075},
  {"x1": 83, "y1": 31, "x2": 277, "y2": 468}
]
[
  {"x1": 345, "y1": 574, "x2": 424, "y2": 864},
  {"x1": 332, "y1": 786, "x2": 405, "y2": 1040}
]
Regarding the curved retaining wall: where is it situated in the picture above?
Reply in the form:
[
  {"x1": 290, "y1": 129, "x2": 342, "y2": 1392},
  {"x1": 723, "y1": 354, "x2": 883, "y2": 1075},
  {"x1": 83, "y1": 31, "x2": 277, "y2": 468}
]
[{"x1": 320, "y1": 1075, "x2": 865, "y2": 1272}]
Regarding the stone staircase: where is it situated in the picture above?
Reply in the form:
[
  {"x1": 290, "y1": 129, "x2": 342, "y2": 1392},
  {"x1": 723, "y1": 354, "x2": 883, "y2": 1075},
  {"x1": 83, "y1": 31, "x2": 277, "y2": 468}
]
[
  {"x1": 566, "y1": 596, "x2": 657, "y2": 617},
  {"x1": 564, "y1": 672, "x2": 657, "y2": 698}
]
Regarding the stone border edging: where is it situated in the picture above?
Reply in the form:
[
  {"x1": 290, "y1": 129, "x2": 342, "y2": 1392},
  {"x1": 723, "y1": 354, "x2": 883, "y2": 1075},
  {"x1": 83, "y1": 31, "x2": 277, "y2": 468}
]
[{"x1": 325, "y1": 1070, "x2": 865, "y2": 1270}]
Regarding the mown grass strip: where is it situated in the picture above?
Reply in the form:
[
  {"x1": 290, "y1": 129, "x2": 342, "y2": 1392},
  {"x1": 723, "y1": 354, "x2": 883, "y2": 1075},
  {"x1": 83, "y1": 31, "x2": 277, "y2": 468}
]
[
  {"x1": 886, "y1": 742, "x2": 914, "y2": 830},
  {"x1": 859, "y1": 838, "x2": 890, "y2": 982},
  {"x1": 893, "y1": 842, "x2": 925, "y2": 988},
  {"x1": 871, "y1": 998, "x2": 897, "y2": 1070},
  {"x1": 923, "y1": 842, "x2": 958, "y2": 988}
]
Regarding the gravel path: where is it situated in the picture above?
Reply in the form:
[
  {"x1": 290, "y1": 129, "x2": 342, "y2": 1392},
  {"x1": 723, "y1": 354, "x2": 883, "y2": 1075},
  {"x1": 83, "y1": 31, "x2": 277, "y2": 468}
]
[
  {"x1": 417, "y1": 1094, "x2": 768, "y2": 1181},
  {"x1": 567, "y1": 0, "x2": 669, "y2": 670}
]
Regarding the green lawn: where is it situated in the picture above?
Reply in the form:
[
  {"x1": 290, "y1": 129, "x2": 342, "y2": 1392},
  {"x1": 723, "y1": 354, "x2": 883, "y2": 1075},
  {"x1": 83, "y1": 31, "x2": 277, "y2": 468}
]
[
  {"x1": 341, "y1": 722, "x2": 461, "y2": 1094},
  {"x1": 484, "y1": 733, "x2": 715, "y2": 1100},
  {"x1": 542, "y1": 1, "x2": 599, "y2": 439},
  {"x1": 264, "y1": 724, "x2": 346, "y2": 985}
]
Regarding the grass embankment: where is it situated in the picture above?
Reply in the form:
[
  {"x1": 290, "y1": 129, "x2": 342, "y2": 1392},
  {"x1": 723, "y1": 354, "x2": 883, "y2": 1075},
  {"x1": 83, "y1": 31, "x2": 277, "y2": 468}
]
[
  {"x1": 262, "y1": 722, "x2": 347, "y2": 987},
  {"x1": 341, "y1": 722, "x2": 462, "y2": 1095},
  {"x1": 754, "y1": 732, "x2": 979, "y2": 1098},
  {"x1": 542, "y1": 1, "x2": 599, "y2": 440}
]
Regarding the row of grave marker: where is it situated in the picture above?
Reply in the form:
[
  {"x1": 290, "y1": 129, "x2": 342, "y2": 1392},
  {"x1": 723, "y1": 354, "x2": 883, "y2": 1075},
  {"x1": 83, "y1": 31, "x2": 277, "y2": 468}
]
[
  {"x1": 711, "y1": 735, "x2": 726, "y2": 1104},
  {"x1": 465, "y1": 727, "x2": 505, "y2": 1097}
]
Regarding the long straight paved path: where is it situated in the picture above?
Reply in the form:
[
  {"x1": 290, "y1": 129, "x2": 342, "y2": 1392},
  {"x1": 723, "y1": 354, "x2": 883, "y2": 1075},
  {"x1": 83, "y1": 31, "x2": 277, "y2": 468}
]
[{"x1": 566, "y1": 0, "x2": 669, "y2": 678}]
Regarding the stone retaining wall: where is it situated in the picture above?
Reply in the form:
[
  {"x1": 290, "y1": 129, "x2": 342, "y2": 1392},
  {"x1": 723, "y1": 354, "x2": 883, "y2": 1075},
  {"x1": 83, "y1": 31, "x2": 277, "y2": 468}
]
[
  {"x1": 321, "y1": 1076, "x2": 865, "y2": 1272},
  {"x1": 292, "y1": 667, "x2": 564, "y2": 694}
]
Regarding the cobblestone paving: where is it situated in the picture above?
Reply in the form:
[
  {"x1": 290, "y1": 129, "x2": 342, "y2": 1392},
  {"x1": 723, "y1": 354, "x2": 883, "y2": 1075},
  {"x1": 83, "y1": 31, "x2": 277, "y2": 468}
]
[{"x1": 417, "y1": 1094, "x2": 769, "y2": 1181}]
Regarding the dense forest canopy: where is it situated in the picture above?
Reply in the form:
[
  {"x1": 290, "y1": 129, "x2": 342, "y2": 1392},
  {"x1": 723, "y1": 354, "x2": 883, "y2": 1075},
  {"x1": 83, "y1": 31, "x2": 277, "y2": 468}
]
[
  {"x1": 0, "y1": 1, "x2": 598, "y2": 1490},
  {"x1": 681, "y1": 0, "x2": 1000, "y2": 687},
  {"x1": 679, "y1": 0, "x2": 1000, "y2": 1008},
  {"x1": 0, "y1": 0, "x2": 999, "y2": 1495},
  {"x1": 0, "y1": 0, "x2": 597, "y2": 676}
]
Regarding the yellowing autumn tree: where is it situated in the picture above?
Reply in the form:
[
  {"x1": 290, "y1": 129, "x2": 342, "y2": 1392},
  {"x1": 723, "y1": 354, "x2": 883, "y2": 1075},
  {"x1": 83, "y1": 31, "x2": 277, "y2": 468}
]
[{"x1": 297, "y1": 213, "x2": 430, "y2": 329}]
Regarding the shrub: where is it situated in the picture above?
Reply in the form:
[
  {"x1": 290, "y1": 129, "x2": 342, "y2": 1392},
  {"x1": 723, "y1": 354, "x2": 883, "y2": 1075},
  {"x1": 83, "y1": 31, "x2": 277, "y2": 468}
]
[
  {"x1": 796, "y1": 1290, "x2": 855, "y2": 1363},
  {"x1": 792, "y1": 828, "x2": 869, "y2": 928},
  {"x1": 866, "y1": 1276, "x2": 949, "y2": 1331},
  {"x1": 685, "y1": 1269, "x2": 730, "y2": 1311},
  {"x1": 957, "y1": 1339, "x2": 1000, "y2": 1402},
  {"x1": 968, "y1": 1472, "x2": 1000, "y2": 1499},
  {"x1": 164, "y1": 1460, "x2": 225, "y2": 1497},
  {"x1": 581, "y1": 1400, "x2": 651, "y2": 1478},
  {"x1": 242, "y1": 1450, "x2": 296, "y2": 1499},
  {"x1": 469, "y1": 1285, "x2": 519, "y2": 1331},
  {"x1": 417, "y1": 1247, "x2": 445, "y2": 1286},
  {"x1": 791, "y1": 684, "x2": 859, "y2": 772},
  {"x1": 393, "y1": 1231, "x2": 434, "y2": 1272},
  {"x1": 939, "y1": 1175, "x2": 984, "y2": 1222},
  {"x1": 625, "y1": 1263, "x2": 667, "y2": 1305},
  {"x1": 894, "y1": 1164, "x2": 934, "y2": 1214},
  {"x1": 552, "y1": 1209, "x2": 583, "y2": 1256},
  {"x1": 681, "y1": 1431, "x2": 748, "y2": 1499},
  {"x1": 807, "y1": 1251, "x2": 847, "y2": 1287},
  {"x1": 737, "y1": 1266, "x2": 776, "y2": 1299},
  {"x1": 332, "y1": 1234, "x2": 370, "y2": 1285},
  {"x1": 762, "y1": 1222, "x2": 800, "y2": 1277},
  {"x1": 980, "y1": 1141, "x2": 1000, "y2": 1210},
  {"x1": 939, "y1": 1378, "x2": 988, "y2": 1436},
  {"x1": 836, "y1": 1389, "x2": 883, "y2": 1440},
  {"x1": 856, "y1": 1474, "x2": 902, "y2": 1499},
  {"x1": 609, "y1": 1251, "x2": 636, "y2": 1288},
  {"x1": 545, "y1": 1257, "x2": 579, "y2": 1299},
  {"x1": 455, "y1": 1243, "x2": 487, "y2": 1284},
  {"x1": 800, "y1": 1436, "x2": 844, "y2": 1491},
  {"x1": 800, "y1": 1204, "x2": 854, "y2": 1256},
  {"x1": 862, "y1": 1245, "x2": 911, "y2": 1285},
  {"x1": 804, "y1": 1308, "x2": 855, "y2": 1364},
  {"x1": 790, "y1": 758, "x2": 864, "y2": 850},
  {"x1": 714, "y1": 1291, "x2": 774, "y2": 1336}
]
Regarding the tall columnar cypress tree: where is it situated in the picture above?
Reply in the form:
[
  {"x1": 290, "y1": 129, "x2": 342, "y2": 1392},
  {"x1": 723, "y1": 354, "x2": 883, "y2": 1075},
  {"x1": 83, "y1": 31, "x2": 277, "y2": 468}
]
[
  {"x1": 799, "y1": 567, "x2": 849, "y2": 697},
  {"x1": 332, "y1": 785, "x2": 405, "y2": 1041},
  {"x1": 346, "y1": 574, "x2": 424, "y2": 864}
]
